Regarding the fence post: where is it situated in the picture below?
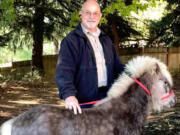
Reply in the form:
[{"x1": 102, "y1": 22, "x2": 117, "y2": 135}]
[
  {"x1": 166, "y1": 47, "x2": 170, "y2": 69},
  {"x1": 139, "y1": 47, "x2": 144, "y2": 56}
]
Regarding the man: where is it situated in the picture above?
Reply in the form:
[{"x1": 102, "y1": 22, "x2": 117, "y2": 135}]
[{"x1": 55, "y1": 0, "x2": 124, "y2": 114}]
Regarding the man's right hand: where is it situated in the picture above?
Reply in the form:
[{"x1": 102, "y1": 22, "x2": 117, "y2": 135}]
[{"x1": 65, "y1": 96, "x2": 82, "y2": 115}]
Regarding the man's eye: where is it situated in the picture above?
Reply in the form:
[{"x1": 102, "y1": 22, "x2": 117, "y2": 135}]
[{"x1": 85, "y1": 12, "x2": 90, "y2": 15}]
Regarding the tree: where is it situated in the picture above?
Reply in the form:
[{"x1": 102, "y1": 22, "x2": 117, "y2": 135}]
[
  {"x1": 99, "y1": 13, "x2": 141, "y2": 53},
  {"x1": 0, "y1": 0, "x2": 160, "y2": 73},
  {"x1": 0, "y1": 0, "x2": 16, "y2": 46},
  {"x1": 149, "y1": 0, "x2": 180, "y2": 46},
  {"x1": 0, "y1": 0, "x2": 16, "y2": 27},
  {"x1": 0, "y1": 0, "x2": 78, "y2": 72}
]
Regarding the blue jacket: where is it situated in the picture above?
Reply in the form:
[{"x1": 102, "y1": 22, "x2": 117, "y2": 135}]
[{"x1": 55, "y1": 24, "x2": 125, "y2": 103}]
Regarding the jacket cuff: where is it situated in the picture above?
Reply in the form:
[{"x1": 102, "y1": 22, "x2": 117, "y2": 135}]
[{"x1": 59, "y1": 91, "x2": 76, "y2": 100}]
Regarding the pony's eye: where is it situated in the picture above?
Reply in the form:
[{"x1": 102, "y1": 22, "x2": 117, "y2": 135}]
[
  {"x1": 164, "y1": 81, "x2": 168, "y2": 86},
  {"x1": 165, "y1": 82, "x2": 171, "y2": 93}
]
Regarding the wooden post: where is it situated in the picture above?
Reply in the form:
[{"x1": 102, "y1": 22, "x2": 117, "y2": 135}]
[
  {"x1": 139, "y1": 47, "x2": 144, "y2": 56},
  {"x1": 167, "y1": 47, "x2": 170, "y2": 70}
]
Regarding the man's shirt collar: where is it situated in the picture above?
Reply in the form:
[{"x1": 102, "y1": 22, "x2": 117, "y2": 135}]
[{"x1": 81, "y1": 23, "x2": 101, "y2": 37}]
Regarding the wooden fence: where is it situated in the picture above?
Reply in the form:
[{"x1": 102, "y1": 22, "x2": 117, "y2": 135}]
[
  {"x1": 0, "y1": 47, "x2": 180, "y2": 78},
  {"x1": 119, "y1": 47, "x2": 180, "y2": 74}
]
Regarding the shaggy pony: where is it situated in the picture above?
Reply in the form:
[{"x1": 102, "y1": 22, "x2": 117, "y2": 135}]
[{"x1": 0, "y1": 56, "x2": 176, "y2": 135}]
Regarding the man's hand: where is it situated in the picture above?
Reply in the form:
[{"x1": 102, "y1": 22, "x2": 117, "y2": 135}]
[{"x1": 65, "y1": 96, "x2": 82, "y2": 115}]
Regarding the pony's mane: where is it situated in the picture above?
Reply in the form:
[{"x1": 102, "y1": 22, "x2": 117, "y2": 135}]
[{"x1": 95, "y1": 56, "x2": 173, "y2": 106}]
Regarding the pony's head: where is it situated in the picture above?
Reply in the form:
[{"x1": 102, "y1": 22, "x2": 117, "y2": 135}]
[{"x1": 100, "y1": 56, "x2": 176, "y2": 112}]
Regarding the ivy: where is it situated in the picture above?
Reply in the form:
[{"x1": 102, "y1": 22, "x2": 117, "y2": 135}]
[
  {"x1": 0, "y1": 0, "x2": 16, "y2": 27},
  {"x1": 69, "y1": 12, "x2": 80, "y2": 28}
]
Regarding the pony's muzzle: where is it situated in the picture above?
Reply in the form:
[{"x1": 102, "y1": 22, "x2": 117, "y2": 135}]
[{"x1": 167, "y1": 93, "x2": 176, "y2": 108}]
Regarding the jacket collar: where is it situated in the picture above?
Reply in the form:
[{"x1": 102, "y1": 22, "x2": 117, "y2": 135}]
[{"x1": 74, "y1": 23, "x2": 106, "y2": 38}]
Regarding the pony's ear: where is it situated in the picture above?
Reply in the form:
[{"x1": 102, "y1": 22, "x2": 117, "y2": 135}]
[
  {"x1": 151, "y1": 63, "x2": 160, "y2": 75},
  {"x1": 154, "y1": 63, "x2": 161, "y2": 74}
]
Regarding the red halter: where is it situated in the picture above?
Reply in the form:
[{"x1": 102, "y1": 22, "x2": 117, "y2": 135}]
[
  {"x1": 160, "y1": 90, "x2": 174, "y2": 100},
  {"x1": 133, "y1": 78, "x2": 151, "y2": 96},
  {"x1": 133, "y1": 78, "x2": 174, "y2": 101},
  {"x1": 79, "y1": 78, "x2": 174, "y2": 106}
]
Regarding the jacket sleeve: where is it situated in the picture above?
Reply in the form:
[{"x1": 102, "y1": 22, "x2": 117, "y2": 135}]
[
  {"x1": 112, "y1": 43, "x2": 125, "y2": 80},
  {"x1": 55, "y1": 37, "x2": 79, "y2": 100}
]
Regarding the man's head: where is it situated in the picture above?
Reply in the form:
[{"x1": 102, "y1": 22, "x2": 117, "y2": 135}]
[{"x1": 79, "y1": 0, "x2": 102, "y2": 32}]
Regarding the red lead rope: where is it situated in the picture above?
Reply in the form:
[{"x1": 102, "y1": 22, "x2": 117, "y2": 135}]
[
  {"x1": 79, "y1": 100, "x2": 100, "y2": 106},
  {"x1": 79, "y1": 78, "x2": 174, "y2": 106}
]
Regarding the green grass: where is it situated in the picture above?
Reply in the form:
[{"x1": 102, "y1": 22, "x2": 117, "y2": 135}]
[
  {"x1": 0, "y1": 47, "x2": 32, "y2": 64},
  {"x1": 0, "y1": 42, "x2": 58, "y2": 65}
]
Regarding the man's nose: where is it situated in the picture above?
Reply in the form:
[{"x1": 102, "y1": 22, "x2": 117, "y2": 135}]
[{"x1": 89, "y1": 13, "x2": 95, "y2": 18}]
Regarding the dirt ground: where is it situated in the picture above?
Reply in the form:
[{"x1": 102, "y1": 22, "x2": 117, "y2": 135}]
[
  {"x1": 0, "y1": 74, "x2": 180, "y2": 134},
  {"x1": 0, "y1": 78, "x2": 65, "y2": 125}
]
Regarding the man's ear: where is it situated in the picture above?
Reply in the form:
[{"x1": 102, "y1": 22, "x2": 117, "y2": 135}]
[
  {"x1": 79, "y1": 11, "x2": 82, "y2": 18},
  {"x1": 99, "y1": 12, "x2": 102, "y2": 18}
]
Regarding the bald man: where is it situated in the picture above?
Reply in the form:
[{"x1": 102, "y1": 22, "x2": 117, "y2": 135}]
[{"x1": 55, "y1": 0, "x2": 125, "y2": 114}]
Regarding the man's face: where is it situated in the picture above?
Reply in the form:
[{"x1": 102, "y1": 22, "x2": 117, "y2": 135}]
[{"x1": 80, "y1": 1, "x2": 102, "y2": 31}]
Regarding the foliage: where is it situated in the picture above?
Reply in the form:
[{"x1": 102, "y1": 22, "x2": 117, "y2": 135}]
[
  {"x1": 0, "y1": 0, "x2": 80, "y2": 71},
  {"x1": 69, "y1": 0, "x2": 156, "y2": 24},
  {"x1": 21, "y1": 70, "x2": 43, "y2": 86},
  {"x1": 0, "y1": 46, "x2": 32, "y2": 64},
  {"x1": 0, "y1": 69, "x2": 23, "y2": 81},
  {"x1": 99, "y1": 13, "x2": 142, "y2": 42},
  {"x1": 102, "y1": 0, "x2": 150, "y2": 18},
  {"x1": 70, "y1": 0, "x2": 154, "y2": 27},
  {"x1": 0, "y1": 42, "x2": 58, "y2": 64},
  {"x1": 0, "y1": 0, "x2": 73, "y2": 47},
  {"x1": 0, "y1": 0, "x2": 16, "y2": 46},
  {"x1": 0, "y1": 0, "x2": 16, "y2": 27},
  {"x1": 149, "y1": 0, "x2": 180, "y2": 46},
  {"x1": 0, "y1": 69, "x2": 43, "y2": 86},
  {"x1": 69, "y1": 12, "x2": 81, "y2": 28}
]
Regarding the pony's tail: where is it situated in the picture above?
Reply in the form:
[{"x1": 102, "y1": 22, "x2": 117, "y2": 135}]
[{"x1": 0, "y1": 118, "x2": 15, "y2": 135}]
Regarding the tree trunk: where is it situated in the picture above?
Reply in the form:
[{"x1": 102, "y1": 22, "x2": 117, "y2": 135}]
[
  {"x1": 111, "y1": 15, "x2": 120, "y2": 55},
  {"x1": 53, "y1": 36, "x2": 59, "y2": 54},
  {"x1": 32, "y1": 0, "x2": 45, "y2": 73}
]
